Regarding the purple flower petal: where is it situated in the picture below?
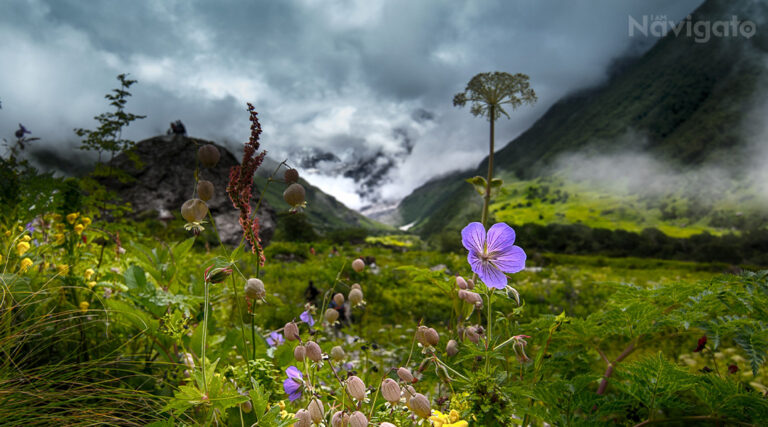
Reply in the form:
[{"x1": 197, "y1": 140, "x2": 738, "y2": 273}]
[
  {"x1": 468, "y1": 250, "x2": 508, "y2": 289},
  {"x1": 485, "y1": 223, "x2": 516, "y2": 255},
  {"x1": 461, "y1": 222, "x2": 486, "y2": 253},
  {"x1": 286, "y1": 365, "x2": 303, "y2": 380},
  {"x1": 492, "y1": 245, "x2": 526, "y2": 274},
  {"x1": 288, "y1": 391, "x2": 302, "y2": 402},
  {"x1": 300, "y1": 310, "x2": 315, "y2": 327}
]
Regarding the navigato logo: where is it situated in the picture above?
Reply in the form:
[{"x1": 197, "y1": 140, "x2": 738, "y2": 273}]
[{"x1": 629, "y1": 14, "x2": 757, "y2": 43}]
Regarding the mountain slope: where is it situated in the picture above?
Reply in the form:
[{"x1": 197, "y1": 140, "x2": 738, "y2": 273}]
[{"x1": 400, "y1": 0, "x2": 768, "y2": 237}]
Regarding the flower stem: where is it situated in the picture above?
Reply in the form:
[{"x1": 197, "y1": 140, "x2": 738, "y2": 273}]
[
  {"x1": 480, "y1": 105, "x2": 495, "y2": 228},
  {"x1": 202, "y1": 279, "x2": 209, "y2": 397},
  {"x1": 485, "y1": 287, "x2": 492, "y2": 375}
]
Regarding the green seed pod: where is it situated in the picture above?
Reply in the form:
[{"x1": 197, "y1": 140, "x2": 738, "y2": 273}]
[
  {"x1": 381, "y1": 378, "x2": 401, "y2": 404},
  {"x1": 284, "y1": 168, "x2": 299, "y2": 184},
  {"x1": 351, "y1": 258, "x2": 365, "y2": 273},
  {"x1": 410, "y1": 393, "x2": 431, "y2": 419},
  {"x1": 284, "y1": 322, "x2": 300, "y2": 341},
  {"x1": 181, "y1": 198, "x2": 208, "y2": 223},
  {"x1": 197, "y1": 180, "x2": 214, "y2": 201},
  {"x1": 346, "y1": 375, "x2": 366, "y2": 401},
  {"x1": 331, "y1": 345, "x2": 345, "y2": 362},
  {"x1": 240, "y1": 400, "x2": 252, "y2": 413},
  {"x1": 283, "y1": 183, "x2": 306, "y2": 207},
  {"x1": 244, "y1": 278, "x2": 265, "y2": 299},
  {"x1": 325, "y1": 308, "x2": 339, "y2": 323},
  {"x1": 305, "y1": 341, "x2": 322, "y2": 362},
  {"x1": 198, "y1": 144, "x2": 220, "y2": 168}
]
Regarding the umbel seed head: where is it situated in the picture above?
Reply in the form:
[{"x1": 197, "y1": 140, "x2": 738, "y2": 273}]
[
  {"x1": 284, "y1": 168, "x2": 299, "y2": 183},
  {"x1": 381, "y1": 378, "x2": 401, "y2": 403},
  {"x1": 284, "y1": 322, "x2": 300, "y2": 341},
  {"x1": 325, "y1": 308, "x2": 339, "y2": 323},
  {"x1": 351, "y1": 258, "x2": 365, "y2": 273},
  {"x1": 244, "y1": 278, "x2": 265, "y2": 299},
  {"x1": 283, "y1": 183, "x2": 306, "y2": 207},
  {"x1": 346, "y1": 375, "x2": 366, "y2": 400},
  {"x1": 305, "y1": 341, "x2": 322, "y2": 362},
  {"x1": 181, "y1": 198, "x2": 208, "y2": 223},
  {"x1": 198, "y1": 144, "x2": 220, "y2": 168},
  {"x1": 197, "y1": 180, "x2": 214, "y2": 201}
]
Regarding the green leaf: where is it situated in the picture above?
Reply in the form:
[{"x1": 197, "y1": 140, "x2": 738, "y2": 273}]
[
  {"x1": 733, "y1": 327, "x2": 768, "y2": 376},
  {"x1": 123, "y1": 265, "x2": 149, "y2": 292},
  {"x1": 466, "y1": 176, "x2": 487, "y2": 195}
]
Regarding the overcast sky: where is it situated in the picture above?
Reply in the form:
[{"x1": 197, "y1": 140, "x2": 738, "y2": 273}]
[{"x1": 0, "y1": 0, "x2": 704, "y2": 210}]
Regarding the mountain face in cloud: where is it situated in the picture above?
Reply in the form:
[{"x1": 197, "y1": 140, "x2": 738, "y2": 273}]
[{"x1": 0, "y1": 0, "x2": 704, "y2": 212}]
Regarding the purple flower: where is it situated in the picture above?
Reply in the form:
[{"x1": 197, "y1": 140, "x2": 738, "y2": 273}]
[
  {"x1": 15, "y1": 123, "x2": 30, "y2": 139},
  {"x1": 283, "y1": 365, "x2": 304, "y2": 401},
  {"x1": 300, "y1": 310, "x2": 315, "y2": 327},
  {"x1": 266, "y1": 331, "x2": 284, "y2": 347},
  {"x1": 461, "y1": 222, "x2": 526, "y2": 289}
]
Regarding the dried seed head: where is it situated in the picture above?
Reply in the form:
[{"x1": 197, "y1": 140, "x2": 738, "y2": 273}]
[
  {"x1": 198, "y1": 144, "x2": 220, "y2": 168},
  {"x1": 293, "y1": 345, "x2": 306, "y2": 362},
  {"x1": 425, "y1": 328, "x2": 440, "y2": 347},
  {"x1": 416, "y1": 326, "x2": 429, "y2": 346},
  {"x1": 410, "y1": 393, "x2": 431, "y2": 419},
  {"x1": 240, "y1": 400, "x2": 252, "y2": 413},
  {"x1": 446, "y1": 339, "x2": 459, "y2": 357},
  {"x1": 308, "y1": 398, "x2": 324, "y2": 424},
  {"x1": 331, "y1": 411, "x2": 349, "y2": 427},
  {"x1": 325, "y1": 308, "x2": 339, "y2": 323},
  {"x1": 181, "y1": 198, "x2": 208, "y2": 223},
  {"x1": 244, "y1": 278, "x2": 265, "y2": 300},
  {"x1": 305, "y1": 341, "x2": 322, "y2": 362},
  {"x1": 346, "y1": 375, "x2": 366, "y2": 400},
  {"x1": 284, "y1": 168, "x2": 300, "y2": 184},
  {"x1": 331, "y1": 345, "x2": 346, "y2": 361},
  {"x1": 349, "y1": 288, "x2": 363, "y2": 306},
  {"x1": 294, "y1": 409, "x2": 312, "y2": 427},
  {"x1": 381, "y1": 378, "x2": 401, "y2": 403},
  {"x1": 351, "y1": 283, "x2": 362, "y2": 291},
  {"x1": 283, "y1": 183, "x2": 306, "y2": 207},
  {"x1": 333, "y1": 293, "x2": 345, "y2": 306},
  {"x1": 197, "y1": 180, "x2": 214, "y2": 201},
  {"x1": 349, "y1": 411, "x2": 367, "y2": 427},
  {"x1": 397, "y1": 367, "x2": 414, "y2": 383},
  {"x1": 284, "y1": 322, "x2": 300, "y2": 341},
  {"x1": 351, "y1": 258, "x2": 365, "y2": 273},
  {"x1": 464, "y1": 326, "x2": 480, "y2": 344},
  {"x1": 456, "y1": 276, "x2": 467, "y2": 290}
]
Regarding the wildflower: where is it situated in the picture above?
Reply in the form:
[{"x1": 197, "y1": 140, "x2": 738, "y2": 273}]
[
  {"x1": 244, "y1": 278, "x2": 266, "y2": 300},
  {"x1": 203, "y1": 265, "x2": 232, "y2": 284},
  {"x1": 308, "y1": 398, "x2": 324, "y2": 424},
  {"x1": 267, "y1": 331, "x2": 285, "y2": 347},
  {"x1": 409, "y1": 393, "x2": 431, "y2": 419},
  {"x1": 349, "y1": 411, "x2": 367, "y2": 427},
  {"x1": 87, "y1": 281, "x2": 97, "y2": 290},
  {"x1": 74, "y1": 224, "x2": 84, "y2": 234},
  {"x1": 84, "y1": 268, "x2": 95, "y2": 280},
  {"x1": 430, "y1": 410, "x2": 469, "y2": 427},
  {"x1": 349, "y1": 288, "x2": 364, "y2": 306},
  {"x1": 325, "y1": 308, "x2": 340, "y2": 323},
  {"x1": 0, "y1": 254, "x2": 3, "y2": 263},
  {"x1": 346, "y1": 375, "x2": 366, "y2": 400},
  {"x1": 19, "y1": 258, "x2": 33, "y2": 273},
  {"x1": 397, "y1": 367, "x2": 414, "y2": 383},
  {"x1": 300, "y1": 310, "x2": 315, "y2": 327},
  {"x1": 79, "y1": 301, "x2": 89, "y2": 313},
  {"x1": 461, "y1": 222, "x2": 526, "y2": 289},
  {"x1": 332, "y1": 411, "x2": 350, "y2": 427},
  {"x1": 694, "y1": 336, "x2": 707, "y2": 352},
  {"x1": 330, "y1": 345, "x2": 345, "y2": 361},
  {"x1": 511, "y1": 335, "x2": 531, "y2": 363},
  {"x1": 21, "y1": 234, "x2": 31, "y2": 242},
  {"x1": 305, "y1": 341, "x2": 322, "y2": 362},
  {"x1": 226, "y1": 103, "x2": 267, "y2": 263},
  {"x1": 57, "y1": 264, "x2": 69, "y2": 275},
  {"x1": 351, "y1": 258, "x2": 365, "y2": 273},
  {"x1": 66, "y1": 213, "x2": 79, "y2": 224},
  {"x1": 728, "y1": 364, "x2": 739, "y2": 374},
  {"x1": 284, "y1": 322, "x2": 300, "y2": 341},
  {"x1": 381, "y1": 378, "x2": 401, "y2": 403},
  {"x1": 16, "y1": 241, "x2": 30, "y2": 256},
  {"x1": 53, "y1": 233, "x2": 65, "y2": 245},
  {"x1": 81, "y1": 217, "x2": 91, "y2": 227},
  {"x1": 294, "y1": 345, "x2": 306, "y2": 362},
  {"x1": 283, "y1": 366, "x2": 304, "y2": 401},
  {"x1": 15, "y1": 123, "x2": 31, "y2": 139}
]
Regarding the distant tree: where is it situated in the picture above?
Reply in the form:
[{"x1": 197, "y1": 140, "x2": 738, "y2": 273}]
[{"x1": 454, "y1": 72, "x2": 537, "y2": 226}]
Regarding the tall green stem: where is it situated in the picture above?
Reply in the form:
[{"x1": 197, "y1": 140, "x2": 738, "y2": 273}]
[
  {"x1": 202, "y1": 280, "x2": 209, "y2": 397},
  {"x1": 480, "y1": 105, "x2": 495, "y2": 228}
]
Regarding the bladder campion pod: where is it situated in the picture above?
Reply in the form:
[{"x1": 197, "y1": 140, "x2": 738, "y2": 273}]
[
  {"x1": 284, "y1": 322, "x2": 300, "y2": 341},
  {"x1": 351, "y1": 283, "x2": 362, "y2": 291},
  {"x1": 294, "y1": 409, "x2": 311, "y2": 427},
  {"x1": 349, "y1": 288, "x2": 363, "y2": 306},
  {"x1": 415, "y1": 326, "x2": 429, "y2": 346},
  {"x1": 284, "y1": 168, "x2": 299, "y2": 184},
  {"x1": 397, "y1": 367, "x2": 414, "y2": 383},
  {"x1": 325, "y1": 308, "x2": 339, "y2": 323},
  {"x1": 425, "y1": 328, "x2": 440, "y2": 346},
  {"x1": 346, "y1": 375, "x2": 366, "y2": 400},
  {"x1": 308, "y1": 398, "x2": 324, "y2": 424},
  {"x1": 465, "y1": 326, "x2": 480, "y2": 344},
  {"x1": 333, "y1": 293, "x2": 345, "y2": 306},
  {"x1": 331, "y1": 345, "x2": 346, "y2": 361},
  {"x1": 283, "y1": 183, "x2": 306, "y2": 207},
  {"x1": 197, "y1": 180, "x2": 214, "y2": 201},
  {"x1": 349, "y1": 411, "x2": 367, "y2": 427},
  {"x1": 351, "y1": 258, "x2": 365, "y2": 273},
  {"x1": 410, "y1": 393, "x2": 431, "y2": 419},
  {"x1": 198, "y1": 144, "x2": 220, "y2": 168},
  {"x1": 181, "y1": 198, "x2": 208, "y2": 223},
  {"x1": 332, "y1": 410, "x2": 349, "y2": 427},
  {"x1": 466, "y1": 278, "x2": 475, "y2": 290},
  {"x1": 381, "y1": 378, "x2": 401, "y2": 403},
  {"x1": 244, "y1": 278, "x2": 265, "y2": 300},
  {"x1": 293, "y1": 345, "x2": 306, "y2": 362},
  {"x1": 305, "y1": 341, "x2": 322, "y2": 362},
  {"x1": 404, "y1": 385, "x2": 416, "y2": 407},
  {"x1": 380, "y1": 423, "x2": 396, "y2": 427},
  {"x1": 446, "y1": 339, "x2": 459, "y2": 357},
  {"x1": 456, "y1": 276, "x2": 468, "y2": 290}
]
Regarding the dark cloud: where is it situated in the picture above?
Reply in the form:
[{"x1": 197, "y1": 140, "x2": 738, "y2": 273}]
[{"x1": 0, "y1": 0, "x2": 704, "y2": 209}]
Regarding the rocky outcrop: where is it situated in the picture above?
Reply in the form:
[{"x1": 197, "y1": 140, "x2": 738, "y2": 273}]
[{"x1": 101, "y1": 134, "x2": 275, "y2": 246}]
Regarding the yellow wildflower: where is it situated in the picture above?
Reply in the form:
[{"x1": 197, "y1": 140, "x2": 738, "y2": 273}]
[
  {"x1": 79, "y1": 301, "x2": 89, "y2": 313},
  {"x1": 85, "y1": 268, "x2": 95, "y2": 280},
  {"x1": 87, "y1": 281, "x2": 97, "y2": 290},
  {"x1": 17, "y1": 225, "x2": 23, "y2": 232},
  {"x1": 21, "y1": 234, "x2": 31, "y2": 242},
  {"x1": 53, "y1": 233, "x2": 65, "y2": 245},
  {"x1": 51, "y1": 213, "x2": 62, "y2": 221},
  {"x1": 19, "y1": 258, "x2": 33, "y2": 273},
  {"x1": 17, "y1": 241, "x2": 30, "y2": 256},
  {"x1": 57, "y1": 264, "x2": 69, "y2": 275},
  {"x1": 81, "y1": 217, "x2": 92, "y2": 227},
  {"x1": 66, "y1": 213, "x2": 79, "y2": 224},
  {"x1": 0, "y1": 254, "x2": 3, "y2": 263},
  {"x1": 430, "y1": 410, "x2": 468, "y2": 427},
  {"x1": 74, "y1": 224, "x2": 84, "y2": 234},
  {"x1": 4, "y1": 230, "x2": 10, "y2": 237}
]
